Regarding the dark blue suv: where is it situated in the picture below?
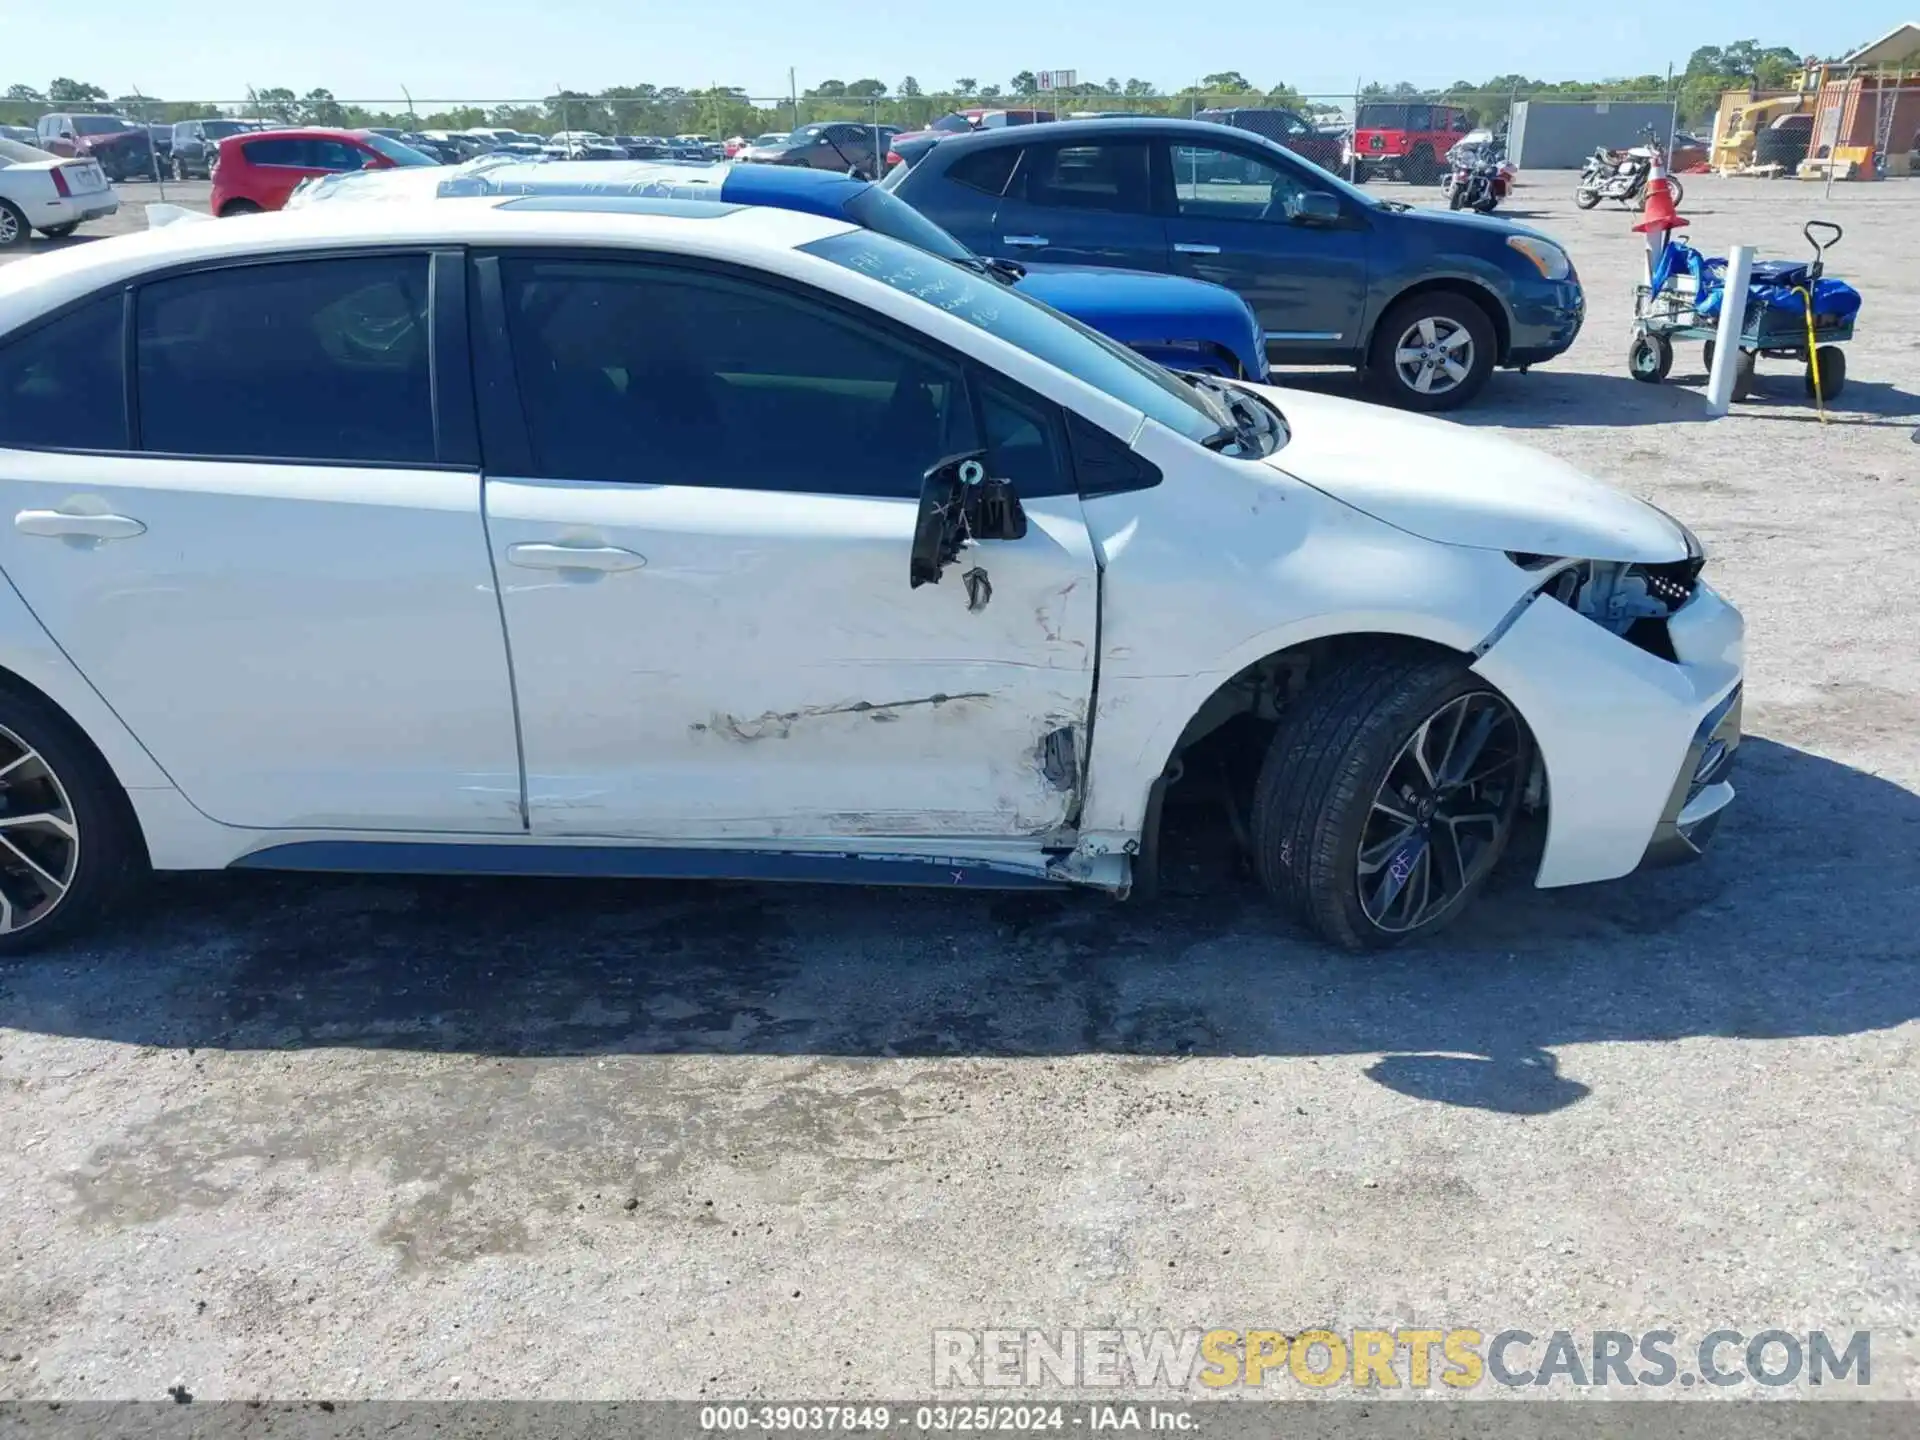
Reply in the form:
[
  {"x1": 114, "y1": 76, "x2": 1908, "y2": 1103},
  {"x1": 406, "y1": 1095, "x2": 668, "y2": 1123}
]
[{"x1": 886, "y1": 117, "x2": 1585, "y2": 410}]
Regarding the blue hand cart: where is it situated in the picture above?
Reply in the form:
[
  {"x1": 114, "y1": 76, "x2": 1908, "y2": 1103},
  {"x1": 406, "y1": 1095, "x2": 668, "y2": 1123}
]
[{"x1": 1627, "y1": 221, "x2": 1859, "y2": 402}]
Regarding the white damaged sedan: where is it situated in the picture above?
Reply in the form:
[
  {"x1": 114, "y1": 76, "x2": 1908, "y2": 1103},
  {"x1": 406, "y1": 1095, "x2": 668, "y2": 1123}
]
[{"x1": 0, "y1": 196, "x2": 1740, "y2": 951}]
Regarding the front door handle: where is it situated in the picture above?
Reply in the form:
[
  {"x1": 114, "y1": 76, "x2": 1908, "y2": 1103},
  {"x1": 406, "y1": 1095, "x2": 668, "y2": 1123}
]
[
  {"x1": 505, "y1": 542, "x2": 647, "y2": 573},
  {"x1": 1001, "y1": 234, "x2": 1049, "y2": 248},
  {"x1": 14, "y1": 509, "x2": 146, "y2": 541},
  {"x1": 1173, "y1": 242, "x2": 1221, "y2": 255}
]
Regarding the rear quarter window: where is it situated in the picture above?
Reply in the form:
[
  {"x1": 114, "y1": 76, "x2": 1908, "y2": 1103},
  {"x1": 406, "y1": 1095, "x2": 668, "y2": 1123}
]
[{"x1": 947, "y1": 146, "x2": 1019, "y2": 196}]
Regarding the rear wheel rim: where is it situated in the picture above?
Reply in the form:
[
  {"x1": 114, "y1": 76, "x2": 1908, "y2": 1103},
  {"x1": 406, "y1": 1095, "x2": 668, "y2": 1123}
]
[
  {"x1": 0, "y1": 207, "x2": 19, "y2": 245},
  {"x1": 0, "y1": 724, "x2": 80, "y2": 934},
  {"x1": 1356, "y1": 692, "x2": 1521, "y2": 935},
  {"x1": 1393, "y1": 316, "x2": 1475, "y2": 396}
]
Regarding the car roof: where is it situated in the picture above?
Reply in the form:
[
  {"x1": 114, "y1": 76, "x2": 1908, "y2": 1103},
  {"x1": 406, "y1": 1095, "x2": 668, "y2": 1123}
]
[
  {"x1": 931, "y1": 116, "x2": 1243, "y2": 150},
  {"x1": 0, "y1": 198, "x2": 856, "y2": 333}
]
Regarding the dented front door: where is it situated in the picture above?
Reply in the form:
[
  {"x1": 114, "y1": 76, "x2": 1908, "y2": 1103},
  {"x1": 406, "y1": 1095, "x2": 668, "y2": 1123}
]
[{"x1": 485, "y1": 479, "x2": 1099, "y2": 842}]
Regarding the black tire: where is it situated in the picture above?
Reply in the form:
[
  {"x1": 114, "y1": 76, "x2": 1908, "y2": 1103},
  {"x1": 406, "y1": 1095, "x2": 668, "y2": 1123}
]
[
  {"x1": 1663, "y1": 177, "x2": 1685, "y2": 208},
  {"x1": 218, "y1": 198, "x2": 263, "y2": 216},
  {"x1": 1250, "y1": 649, "x2": 1528, "y2": 950},
  {"x1": 1574, "y1": 184, "x2": 1602, "y2": 209},
  {"x1": 0, "y1": 682, "x2": 141, "y2": 957},
  {"x1": 38, "y1": 222, "x2": 79, "y2": 239},
  {"x1": 1403, "y1": 147, "x2": 1436, "y2": 185},
  {"x1": 1806, "y1": 346, "x2": 1846, "y2": 400},
  {"x1": 0, "y1": 199, "x2": 28, "y2": 250},
  {"x1": 1628, "y1": 332, "x2": 1673, "y2": 383},
  {"x1": 1448, "y1": 183, "x2": 1466, "y2": 210},
  {"x1": 1366, "y1": 289, "x2": 1497, "y2": 412},
  {"x1": 1702, "y1": 339, "x2": 1715, "y2": 375}
]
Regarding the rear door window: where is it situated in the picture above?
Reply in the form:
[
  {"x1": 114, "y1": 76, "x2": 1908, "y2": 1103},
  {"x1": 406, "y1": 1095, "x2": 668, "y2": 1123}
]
[
  {"x1": 1012, "y1": 141, "x2": 1152, "y2": 213},
  {"x1": 243, "y1": 137, "x2": 309, "y2": 167},
  {"x1": 0, "y1": 295, "x2": 128, "y2": 451},
  {"x1": 1405, "y1": 106, "x2": 1433, "y2": 131},
  {"x1": 136, "y1": 255, "x2": 435, "y2": 464}
]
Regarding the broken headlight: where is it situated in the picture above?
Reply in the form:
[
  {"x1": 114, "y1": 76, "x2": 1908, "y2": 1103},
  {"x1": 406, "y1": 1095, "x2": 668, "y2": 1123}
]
[{"x1": 1509, "y1": 553, "x2": 1705, "y2": 660}]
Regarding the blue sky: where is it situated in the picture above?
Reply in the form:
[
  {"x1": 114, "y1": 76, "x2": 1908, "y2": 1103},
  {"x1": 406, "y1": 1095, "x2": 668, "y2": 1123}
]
[{"x1": 6, "y1": 2, "x2": 1911, "y2": 103}]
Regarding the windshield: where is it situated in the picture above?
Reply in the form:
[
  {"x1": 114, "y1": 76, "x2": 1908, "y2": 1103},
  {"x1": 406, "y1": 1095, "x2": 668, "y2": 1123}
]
[
  {"x1": 931, "y1": 114, "x2": 976, "y2": 133},
  {"x1": 358, "y1": 133, "x2": 439, "y2": 166},
  {"x1": 786, "y1": 125, "x2": 824, "y2": 143},
  {"x1": 72, "y1": 116, "x2": 134, "y2": 136},
  {"x1": 802, "y1": 229, "x2": 1227, "y2": 449}
]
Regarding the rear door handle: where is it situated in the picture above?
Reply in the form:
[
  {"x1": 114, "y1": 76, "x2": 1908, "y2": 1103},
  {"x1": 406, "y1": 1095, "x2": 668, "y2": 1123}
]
[
  {"x1": 1174, "y1": 242, "x2": 1221, "y2": 255},
  {"x1": 505, "y1": 542, "x2": 647, "y2": 573},
  {"x1": 1001, "y1": 234, "x2": 1049, "y2": 248},
  {"x1": 14, "y1": 510, "x2": 146, "y2": 541}
]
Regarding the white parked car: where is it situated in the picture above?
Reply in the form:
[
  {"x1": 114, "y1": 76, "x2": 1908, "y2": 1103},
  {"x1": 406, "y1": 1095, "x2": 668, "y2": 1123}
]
[
  {"x1": 0, "y1": 197, "x2": 1742, "y2": 952},
  {"x1": 0, "y1": 138, "x2": 119, "y2": 248}
]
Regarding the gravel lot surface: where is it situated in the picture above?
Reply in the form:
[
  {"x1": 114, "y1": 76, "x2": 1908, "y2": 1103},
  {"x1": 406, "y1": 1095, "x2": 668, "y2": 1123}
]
[{"x1": 0, "y1": 174, "x2": 1916, "y2": 1403}]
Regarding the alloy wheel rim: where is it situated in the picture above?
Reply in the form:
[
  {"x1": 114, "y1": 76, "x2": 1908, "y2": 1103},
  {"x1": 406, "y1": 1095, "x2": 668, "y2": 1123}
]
[
  {"x1": 0, "y1": 208, "x2": 17, "y2": 245},
  {"x1": 1356, "y1": 693, "x2": 1521, "y2": 934},
  {"x1": 1394, "y1": 317, "x2": 1474, "y2": 396},
  {"x1": 0, "y1": 724, "x2": 80, "y2": 933}
]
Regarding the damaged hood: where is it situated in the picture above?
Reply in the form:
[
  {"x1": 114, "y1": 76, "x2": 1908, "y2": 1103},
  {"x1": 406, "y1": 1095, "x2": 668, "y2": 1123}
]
[{"x1": 1255, "y1": 385, "x2": 1690, "y2": 563}]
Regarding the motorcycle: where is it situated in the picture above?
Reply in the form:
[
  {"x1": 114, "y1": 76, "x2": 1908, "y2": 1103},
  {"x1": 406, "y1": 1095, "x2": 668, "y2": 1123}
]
[
  {"x1": 1440, "y1": 131, "x2": 1514, "y2": 213},
  {"x1": 1576, "y1": 127, "x2": 1683, "y2": 210}
]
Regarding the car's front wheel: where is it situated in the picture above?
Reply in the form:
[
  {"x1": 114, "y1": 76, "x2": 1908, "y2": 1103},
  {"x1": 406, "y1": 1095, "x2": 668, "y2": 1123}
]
[
  {"x1": 0, "y1": 684, "x2": 140, "y2": 956},
  {"x1": 1367, "y1": 291, "x2": 1497, "y2": 410},
  {"x1": 1251, "y1": 650, "x2": 1528, "y2": 950}
]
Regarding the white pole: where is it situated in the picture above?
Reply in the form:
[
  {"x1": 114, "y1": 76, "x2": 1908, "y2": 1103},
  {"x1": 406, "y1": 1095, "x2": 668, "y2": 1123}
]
[{"x1": 1704, "y1": 245, "x2": 1756, "y2": 417}]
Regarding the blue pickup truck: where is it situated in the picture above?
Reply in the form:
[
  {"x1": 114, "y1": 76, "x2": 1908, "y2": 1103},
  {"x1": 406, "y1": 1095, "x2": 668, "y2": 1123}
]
[{"x1": 286, "y1": 158, "x2": 1272, "y2": 384}]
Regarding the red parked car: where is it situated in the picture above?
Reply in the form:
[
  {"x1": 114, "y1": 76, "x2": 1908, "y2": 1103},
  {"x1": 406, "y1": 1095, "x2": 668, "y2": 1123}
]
[
  {"x1": 1347, "y1": 102, "x2": 1473, "y2": 183},
  {"x1": 210, "y1": 127, "x2": 437, "y2": 215}
]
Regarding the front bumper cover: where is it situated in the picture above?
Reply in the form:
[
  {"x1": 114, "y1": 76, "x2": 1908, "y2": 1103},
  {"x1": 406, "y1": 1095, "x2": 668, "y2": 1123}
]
[
  {"x1": 1471, "y1": 580, "x2": 1743, "y2": 889},
  {"x1": 1639, "y1": 682, "x2": 1741, "y2": 867}
]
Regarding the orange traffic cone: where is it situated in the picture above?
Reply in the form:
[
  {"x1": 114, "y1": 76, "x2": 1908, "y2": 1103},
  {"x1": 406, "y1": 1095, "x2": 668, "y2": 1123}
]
[{"x1": 1633, "y1": 163, "x2": 1689, "y2": 235}]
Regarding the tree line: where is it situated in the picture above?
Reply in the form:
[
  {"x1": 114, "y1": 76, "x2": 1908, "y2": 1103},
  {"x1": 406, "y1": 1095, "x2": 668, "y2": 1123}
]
[{"x1": 2, "y1": 43, "x2": 1809, "y2": 137}]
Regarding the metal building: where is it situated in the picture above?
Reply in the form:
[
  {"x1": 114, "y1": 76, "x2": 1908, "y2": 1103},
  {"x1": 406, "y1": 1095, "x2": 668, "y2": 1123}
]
[{"x1": 1508, "y1": 100, "x2": 1680, "y2": 169}]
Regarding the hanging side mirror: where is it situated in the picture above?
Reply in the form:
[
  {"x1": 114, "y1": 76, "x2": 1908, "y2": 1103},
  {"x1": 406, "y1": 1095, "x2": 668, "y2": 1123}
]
[{"x1": 908, "y1": 451, "x2": 1027, "y2": 590}]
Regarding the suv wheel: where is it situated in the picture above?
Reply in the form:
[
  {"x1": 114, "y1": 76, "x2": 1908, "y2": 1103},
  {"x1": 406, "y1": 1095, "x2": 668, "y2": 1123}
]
[
  {"x1": 1367, "y1": 291, "x2": 1497, "y2": 411},
  {"x1": 1250, "y1": 650, "x2": 1528, "y2": 950}
]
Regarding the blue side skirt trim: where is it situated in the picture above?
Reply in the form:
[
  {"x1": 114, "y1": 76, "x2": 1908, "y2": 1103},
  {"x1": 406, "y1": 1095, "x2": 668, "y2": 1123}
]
[{"x1": 230, "y1": 840, "x2": 1068, "y2": 890}]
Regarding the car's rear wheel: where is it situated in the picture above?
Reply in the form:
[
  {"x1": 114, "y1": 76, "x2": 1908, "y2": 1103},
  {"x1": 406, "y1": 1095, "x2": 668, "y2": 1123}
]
[
  {"x1": 219, "y1": 198, "x2": 262, "y2": 216},
  {"x1": 0, "y1": 684, "x2": 140, "y2": 957},
  {"x1": 1367, "y1": 291, "x2": 1497, "y2": 411},
  {"x1": 0, "y1": 200, "x2": 28, "y2": 249},
  {"x1": 1251, "y1": 651, "x2": 1528, "y2": 950}
]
